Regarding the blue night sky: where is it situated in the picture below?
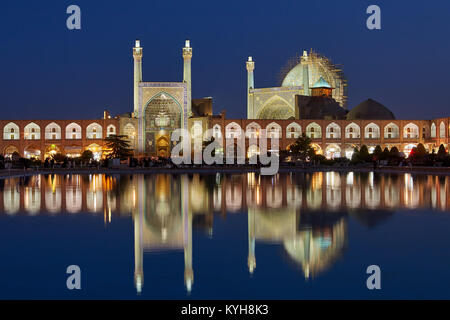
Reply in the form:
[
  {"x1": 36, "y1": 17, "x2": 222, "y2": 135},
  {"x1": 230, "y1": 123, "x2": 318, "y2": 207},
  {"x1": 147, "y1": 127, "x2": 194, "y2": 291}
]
[{"x1": 1, "y1": 0, "x2": 450, "y2": 120}]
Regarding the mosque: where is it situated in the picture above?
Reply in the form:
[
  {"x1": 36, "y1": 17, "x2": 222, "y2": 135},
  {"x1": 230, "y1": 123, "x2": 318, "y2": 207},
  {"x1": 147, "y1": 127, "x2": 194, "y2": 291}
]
[{"x1": 0, "y1": 40, "x2": 448, "y2": 160}]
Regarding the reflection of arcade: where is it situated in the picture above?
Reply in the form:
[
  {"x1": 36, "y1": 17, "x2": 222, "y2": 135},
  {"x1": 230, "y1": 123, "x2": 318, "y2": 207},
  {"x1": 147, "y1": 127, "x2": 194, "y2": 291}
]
[
  {"x1": 1, "y1": 172, "x2": 449, "y2": 216},
  {"x1": 247, "y1": 207, "x2": 347, "y2": 279},
  {"x1": 214, "y1": 172, "x2": 450, "y2": 212}
]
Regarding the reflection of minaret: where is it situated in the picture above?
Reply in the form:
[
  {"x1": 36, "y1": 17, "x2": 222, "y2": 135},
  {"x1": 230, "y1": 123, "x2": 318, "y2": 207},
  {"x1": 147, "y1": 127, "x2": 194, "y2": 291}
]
[
  {"x1": 304, "y1": 229, "x2": 311, "y2": 279},
  {"x1": 247, "y1": 208, "x2": 256, "y2": 274},
  {"x1": 182, "y1": 175, "x2": 194, "y2": 293},
  {"x1": 134, "y1": 175, "x2": 144, "y2": 294},
  {"x1": 132, "y1": 174, "x2": 193, "y2": 295}
]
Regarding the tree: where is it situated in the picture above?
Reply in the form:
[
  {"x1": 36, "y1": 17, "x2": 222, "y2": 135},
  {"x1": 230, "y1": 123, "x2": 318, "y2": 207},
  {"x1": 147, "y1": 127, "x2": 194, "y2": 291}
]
[
  {"x1": 289, "y1": 134, "x2": 316, "y2": 161},
  {"x1": 11, "y1": 151, "x2": 20, "y2": 162},
  {"x1": 437, "y1": 144, "x2": 447, "y2": 159},
  {"x1": 380, "y1": 147, "x2": 390, "y2": 160},
  {"x1": 359, "y1": 145, "x2": 370, "y2": 162},
  {"x1": 373, "y1": 145, "x2": 382, "y2": 160},
  {"x1": 373, "y1": 145, "x2": 382, "y2": 156},
  {"x1": 81, "y1": 150, "x2": 94, "y2": 162},
  {"x1": 417, "y1": 143, "x2": 427, "y2": 155},
  {"x1": 104, "y1": 135, "x2": 133, "y2": 159},
  {"x1": 52, "y1": 153, "x2": 66, "y2": 163},
  {"x1": 410, "y1": 143, "x2": 427, "y2": 158},
  {"x1": 390, "y1": 146, "x2": 399, "y2": 155},
  {"x1": 410, "y1": 143, "x2": 428, "y2": 165},
  {"x1": 351, "y1": 147, "x2": 360, "y2": 162}
]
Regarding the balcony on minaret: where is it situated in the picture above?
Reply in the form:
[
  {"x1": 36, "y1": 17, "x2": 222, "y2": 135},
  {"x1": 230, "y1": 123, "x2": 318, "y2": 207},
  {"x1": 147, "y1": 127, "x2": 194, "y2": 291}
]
[
  {"x1": 133, "y1": 39, "x2": 142, "y2": 57},
  {"x1": 183, "y1": 39, "x2": 192, "y2": 59},
  {"x1": 246, "y1": 56, "x2": 255, "y2": 72}
]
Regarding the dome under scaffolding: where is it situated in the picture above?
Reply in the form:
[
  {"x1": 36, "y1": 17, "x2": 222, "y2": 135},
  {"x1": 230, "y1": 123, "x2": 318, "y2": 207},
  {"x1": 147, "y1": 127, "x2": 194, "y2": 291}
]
[{"x1": 279, "y1": 49, "x2": 348, "y2": 109}]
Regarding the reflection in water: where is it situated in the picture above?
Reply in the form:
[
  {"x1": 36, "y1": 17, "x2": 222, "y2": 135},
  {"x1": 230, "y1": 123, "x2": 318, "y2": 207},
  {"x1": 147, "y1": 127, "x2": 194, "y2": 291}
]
[{"x1": 0, "y1": 172, "x2": 449, "y2": 294}]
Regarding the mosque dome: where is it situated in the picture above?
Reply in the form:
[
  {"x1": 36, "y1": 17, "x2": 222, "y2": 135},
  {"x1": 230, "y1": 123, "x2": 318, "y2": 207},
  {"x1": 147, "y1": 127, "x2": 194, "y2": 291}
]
[
  {"x1": 346, "y1": 99, "x2": 395, "y2": 120},
  {"x1": 297, "y1": 96, "x2": 347, "y2": 120},
  {"x1": 280, "y1": 50, "x2": 347, "y2": 108},
  {"x1": 311, "y1": 77, "x2": 332, "y2": 88}
]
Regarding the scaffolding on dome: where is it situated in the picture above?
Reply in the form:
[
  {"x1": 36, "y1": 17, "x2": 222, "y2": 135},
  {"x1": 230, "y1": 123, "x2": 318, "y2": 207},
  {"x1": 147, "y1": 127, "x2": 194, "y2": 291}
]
[{"x1": 278, "y1": 49, "x2": 348, "y2": 109}]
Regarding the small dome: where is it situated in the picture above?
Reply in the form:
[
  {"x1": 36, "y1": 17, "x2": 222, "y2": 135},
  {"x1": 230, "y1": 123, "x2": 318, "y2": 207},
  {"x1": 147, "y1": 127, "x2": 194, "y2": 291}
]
[
  {"x1": 346, "y1": 99, "x2": 395, "y2": 120},
  {"x1": 311, "y1": 77, "x2": 332, "y2": 88},
  {"x1": 298, "y1": 96, "x2": 347, "y2": 120}
]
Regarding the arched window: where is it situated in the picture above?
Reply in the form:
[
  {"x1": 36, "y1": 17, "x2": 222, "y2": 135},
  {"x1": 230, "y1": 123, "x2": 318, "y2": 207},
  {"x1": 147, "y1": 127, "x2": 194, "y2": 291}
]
[
  {"x1": 266, "y1": 122, "x2": 281, "y2": 139},
  {"x1": 190, "y1": 121, "x2": 203, "y2": 140},
  {"x1": 326, "y1": 122, "x2": 341, "y2": 139},
  {"x1": 345, "y1": 123, "x2": 360, "y2": 139},
  {"x1": 431, "y1": 123, "x2": 436, "y2": 138},
  {"x1": 123, "y1": 123, "x2": 136, "y2": 140},
  {"x1": 384, "y1": 123, "x2": 399, "y2": 139},
  {"x1": 286, "y1": 123, "x2": 301, "y2": 139},
  {"x1": 212, "y1": 124, "x2": 222, "y2": 139},
  {"x1": 66, "y1": 123, "x2": 82, "y2": 139},
  {"x1": 45, "y1": 122, "x2": 61, "y2": 140},
  {"x1": 3, "y1": 122, "x2": 19, "y2": 140},
  {"x1": 106, "y1": 124, "x2": 116, "y2": 137},
  {"x1": 86, "y1": 123, "x2": 103, "y2": 139},
  {"x1": 440, "y1": 122, "x2": 446, "y2": 138},
  {"x1": 225, "y1": 122, "x2": 242, "y2": 139},
  {"x1": 245, "y1": 122, "x2": 261, "y2": 139},
  {"x1": 364, "y1": 123, "x2": 380, "y2": 139},
  {"x1": 403, "y1": 123, "x2": 419, "y2": 139},
  {"x1": 24, "y1": 122, "x2": 41, "y2": 140},
  {"x1": 306, "y1": 122, "x2": 322, "y2": 139}
]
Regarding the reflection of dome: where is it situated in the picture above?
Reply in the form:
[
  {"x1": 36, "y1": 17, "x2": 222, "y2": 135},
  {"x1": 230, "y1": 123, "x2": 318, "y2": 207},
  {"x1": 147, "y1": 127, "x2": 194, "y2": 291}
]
[
  {"x1": 282, "y1": 219, "x2": 347, "y2": 278},
  {"x1": 346, "y1": 99, "x2": 395, "y2": 120},
  {"x1": 350, "y1": 209, "x2": 395, "y2": 228},
  {"x1": 254, "y1": 208, "x2": 297, "y2": 241}
]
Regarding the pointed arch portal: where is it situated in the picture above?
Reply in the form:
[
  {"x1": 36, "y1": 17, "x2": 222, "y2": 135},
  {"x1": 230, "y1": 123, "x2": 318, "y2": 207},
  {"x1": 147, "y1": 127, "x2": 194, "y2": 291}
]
[{"x1": 144, "y1": 92, "x2": 182, "y2": 155}]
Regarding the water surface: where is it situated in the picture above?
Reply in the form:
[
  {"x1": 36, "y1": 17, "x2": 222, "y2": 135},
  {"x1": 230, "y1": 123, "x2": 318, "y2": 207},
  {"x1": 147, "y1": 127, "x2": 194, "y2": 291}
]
[{"x1": 0, "y1": 172, "x2": 449, "y2": 299}]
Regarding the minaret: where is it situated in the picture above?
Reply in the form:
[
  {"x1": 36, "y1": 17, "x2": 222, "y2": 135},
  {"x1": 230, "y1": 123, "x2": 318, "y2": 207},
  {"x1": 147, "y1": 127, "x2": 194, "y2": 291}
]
[
  {"x1": 183, "y1": 40, "x2": 193, "y2": 118},
  {"x1": 301, "y1": 50, "x2": 310, "y2": 96},
  {"x1": 246, "y1": 56, "x2": 255, "y2": 119},
  {"x1": 133, "y1": 39, "x2": 143, "y2": 117}
]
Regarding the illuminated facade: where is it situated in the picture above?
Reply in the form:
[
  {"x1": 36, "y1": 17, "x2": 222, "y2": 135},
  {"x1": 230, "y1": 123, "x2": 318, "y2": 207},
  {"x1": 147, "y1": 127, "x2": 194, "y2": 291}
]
[
  {"x1": 0, "y1": 117, "x2": 118, "y2": 160},
  {"x1": 211, "y1": 117, "x2": 450, "y2": 159},
  {"x1": 246, "y1": 50, "x2": 348, "y2": 120},
  {"x1": 0, "y1": 41, "x2": 448, "y2": 159}
]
